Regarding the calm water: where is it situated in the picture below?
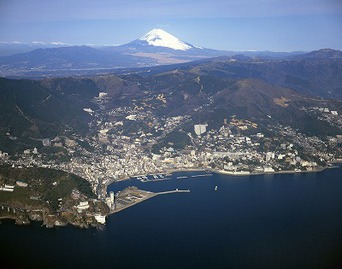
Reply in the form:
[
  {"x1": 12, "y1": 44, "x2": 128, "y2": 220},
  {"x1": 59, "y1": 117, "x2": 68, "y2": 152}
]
[{"x1": 1, "y1": 167, "x2": 342, "y2": 269}]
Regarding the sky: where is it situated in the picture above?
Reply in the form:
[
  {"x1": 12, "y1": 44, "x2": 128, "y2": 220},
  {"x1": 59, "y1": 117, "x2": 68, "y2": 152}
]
[{"x1": 0, "y1": 0, "x2": 341, "y2": 51}]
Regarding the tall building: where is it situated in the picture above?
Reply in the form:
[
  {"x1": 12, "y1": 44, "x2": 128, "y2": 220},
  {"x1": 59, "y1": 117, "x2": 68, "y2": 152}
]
[
  {"x1": 194, "y1": 124, "x2": 208, "y2": 136},
  {"x1": 266, "y1": 152, "x2": 275, "y2": 162},
  {"x1": 110, "y1": 191, "x2": 115, "y2": 204}
]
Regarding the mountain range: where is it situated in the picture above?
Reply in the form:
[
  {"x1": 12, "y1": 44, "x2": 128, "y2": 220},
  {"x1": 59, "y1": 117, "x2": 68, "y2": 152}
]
[
  {"x1": 0, "y1": 29, "x2": 341, "y2": 154},
  {"x1": 0, "y1": 28, "x2": 325, "y2": 78},
  {"x1": 1, "y1": 50, "x2": 342, "y2": 153}
]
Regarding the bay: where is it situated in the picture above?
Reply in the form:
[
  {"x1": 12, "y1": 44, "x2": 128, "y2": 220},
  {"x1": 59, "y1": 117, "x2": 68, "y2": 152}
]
[{"x1": 1, "y1": 167, "x2": 342, "y2": 269}]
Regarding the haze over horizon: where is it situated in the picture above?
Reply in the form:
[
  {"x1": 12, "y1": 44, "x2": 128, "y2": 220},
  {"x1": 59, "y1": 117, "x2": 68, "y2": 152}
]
[{"x1": 0, "y1": 0, "x2": 342, "y2": 52}]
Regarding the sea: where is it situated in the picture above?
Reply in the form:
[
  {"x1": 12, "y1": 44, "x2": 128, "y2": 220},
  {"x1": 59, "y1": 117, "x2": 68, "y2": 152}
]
[{"x1": 1, "y1": 166, "x2": 342, "y2": 269}]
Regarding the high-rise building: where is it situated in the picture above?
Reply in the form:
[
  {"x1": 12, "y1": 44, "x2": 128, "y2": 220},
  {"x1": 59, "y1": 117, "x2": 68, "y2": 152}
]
[
  {"x1": 194, "y1": 124, "x2": 208, "y2": 136},
  {"x1": 110, "y1": 191, "x2": 115, "y2": 204}
]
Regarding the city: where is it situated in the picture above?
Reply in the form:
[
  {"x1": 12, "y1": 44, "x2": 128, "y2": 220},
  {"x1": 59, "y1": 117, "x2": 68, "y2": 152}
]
[{"x1": 1, "y1": 89, "x2": 341, "y2": 227}]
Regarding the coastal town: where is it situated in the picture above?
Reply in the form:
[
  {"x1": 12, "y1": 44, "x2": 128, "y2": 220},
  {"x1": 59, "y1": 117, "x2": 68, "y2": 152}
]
[
  {"x1": 2, "y1": 93, "x2": 341, "y2": 186},
  {"x1": 0, "y1": 91, "x2": 341, "y2": 227}
]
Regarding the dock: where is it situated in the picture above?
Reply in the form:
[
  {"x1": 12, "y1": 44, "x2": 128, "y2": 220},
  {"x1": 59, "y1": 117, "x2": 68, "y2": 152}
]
[
  {"x1": 138, "y1": 174, "x2": 172, "y2": 182},
  {"x1": 156, "y1": 189, "x2": 191, "y2": 195}
]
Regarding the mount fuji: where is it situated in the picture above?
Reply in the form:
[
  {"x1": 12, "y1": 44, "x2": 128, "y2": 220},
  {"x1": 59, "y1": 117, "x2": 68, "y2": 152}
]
[
  {"x1": 101, "y1": 28, "x2": 224, "y2": 64},
  {"x1": 138, "y1": 28, "x2": 196, "y2": 51},
  {"x1": 0, "y1": 29, "x2": 307, "y2": 77},
  {"x1": 107, "y1": 28, "x2": 203, "y2": 52},
  {"x1": 0, "y1": 29, "x2": 223, "y2": 77}
]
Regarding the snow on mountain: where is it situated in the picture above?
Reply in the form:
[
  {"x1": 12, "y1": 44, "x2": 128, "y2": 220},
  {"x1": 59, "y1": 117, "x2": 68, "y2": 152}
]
[{"x1": 139, "y1": 29, "x2": 193, "y2": 51}]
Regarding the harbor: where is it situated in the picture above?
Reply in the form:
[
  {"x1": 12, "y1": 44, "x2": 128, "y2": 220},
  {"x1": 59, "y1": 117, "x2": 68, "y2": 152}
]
[
  {"x1": 135, "y1": 171, "x2": 213, "y2": 182},
  {"x1": 105, "y1": 170, "x2": 215, "y2": 216},
  {"x1": 136, "y1": 173, "x2": 172, "y2": 182},
  {"x1": 108, "y1": 187, "x2": 191, "y2": 215}
]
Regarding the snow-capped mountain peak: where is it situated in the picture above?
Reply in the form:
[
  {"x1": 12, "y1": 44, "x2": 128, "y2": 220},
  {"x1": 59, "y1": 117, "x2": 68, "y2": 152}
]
[{"x1": 139, "y1": 29, "x2": 192, "y2": 51}]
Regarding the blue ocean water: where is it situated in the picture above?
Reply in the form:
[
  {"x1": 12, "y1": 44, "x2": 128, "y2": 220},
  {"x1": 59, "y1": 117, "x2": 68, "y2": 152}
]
[{"x1": 1, "y1": 167, "x2": 342, "y2": 269}]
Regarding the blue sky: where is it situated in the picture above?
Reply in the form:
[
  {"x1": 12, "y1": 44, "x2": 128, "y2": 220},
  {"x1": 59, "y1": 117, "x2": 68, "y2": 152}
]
[{"x1": 0, "y1": 0, "x2": 341, "y2": 51}]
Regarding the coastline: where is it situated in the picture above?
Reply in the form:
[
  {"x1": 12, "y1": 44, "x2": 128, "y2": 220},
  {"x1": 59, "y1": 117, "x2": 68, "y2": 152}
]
[
  {"x1": 100, "y1": 164, "x2": 342, "y2": 223},
  {"x1": 0, "y1": 215, "x2": 31, "y2": 225},
  {"x1": 107, "y1": 165, "x2": 334, "y2": 188},
  {"x1": 210, "y1": 166, "x2": 328, "y2": 177},
  {"x1": 104, "y1": 168, "x2": 207, "y2": 186},
  {"x1": 103, "y1": 165, "x2": 338, "y2": 219},
  {"x1": 2, "y1": 164, "x2": 340, "y2": 228}
]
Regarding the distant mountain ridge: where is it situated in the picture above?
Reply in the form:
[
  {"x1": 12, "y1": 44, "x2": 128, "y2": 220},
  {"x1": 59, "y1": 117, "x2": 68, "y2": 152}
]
[
  {"x1": 0, "y1": 46, "x2": 154, "y2": 70},
  {"x1": 0, "y1": 41, "x2": 73, "y2": 57},
  {"x1": 291, "y1": 48, "x2": 342, "y2": 60},
  {"x1": 0, "y1": 29, "x2": 341, "y2": 79}
]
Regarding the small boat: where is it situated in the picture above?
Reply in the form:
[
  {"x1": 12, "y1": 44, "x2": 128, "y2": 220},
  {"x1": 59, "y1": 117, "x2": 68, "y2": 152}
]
[{"x1": 214, "y1": 186, "x2": 218, "y2": 191}]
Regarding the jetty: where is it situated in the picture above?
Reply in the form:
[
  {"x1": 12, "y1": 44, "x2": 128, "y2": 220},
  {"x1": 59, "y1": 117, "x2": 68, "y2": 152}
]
[{"x1": 156, "y1": 189, "x2": 190, "y2": 195}]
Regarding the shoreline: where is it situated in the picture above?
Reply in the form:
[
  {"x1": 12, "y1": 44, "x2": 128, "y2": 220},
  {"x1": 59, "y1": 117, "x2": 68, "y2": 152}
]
[
  {"x1": 2, "y1": 164, "x2": 340, "y2": 228},
  {"x1": 105, "y1": 168, "x2": 208, "y2": 186},
  {"x1": 102, "y1": 165, "x2": 340, "y2": 220},
  {"x1": 107, "y1": 164, "x2": 339, "y2": 188},
  {"x1": 0, "y1": 215, "x2": 30, "y2": 225},
  {"x1": 103, "y1": 165, "x2": 340, "y2": 218},
  {"x1": 211, "y1": 166, "x2": 328, "y2": 177}
]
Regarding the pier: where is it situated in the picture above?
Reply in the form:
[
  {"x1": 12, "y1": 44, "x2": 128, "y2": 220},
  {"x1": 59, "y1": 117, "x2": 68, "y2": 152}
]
[{"x1": 156, "y1": 189, "x2": 191, "y2": 195}]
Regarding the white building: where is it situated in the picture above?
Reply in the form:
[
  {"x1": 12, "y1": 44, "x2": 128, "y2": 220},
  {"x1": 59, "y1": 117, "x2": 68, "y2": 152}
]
[
  {"x1": 98, "y1": 92, "x2": 108, "y2": 98},
  {"x1": 194, "y1": 124, "x2": 208, "y2": 136},
  {"x1": 94, "y1": 214, "x2": 106, "y2": 224},
  {"x1": 0, "y1": 151, "x2": 9, "y2": 158},
  {"x1": 16, "y1": 181, "x2": 28, "y2": 187},
  {"x1": 0, "y1": 184, "x2": 15, "y2": 192},
  {"x1": 77, "y1": 201, "x2": 89, "y2": 212},
  {"x1": 264, "y1": 166, "x2": 275, "y2": 173},
  {"x1": 110, "y1": 191, "x2": 114, "y2": 204},
  {"x1": 266, "y1": 152, "x2": 275, "y2": 162}
]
